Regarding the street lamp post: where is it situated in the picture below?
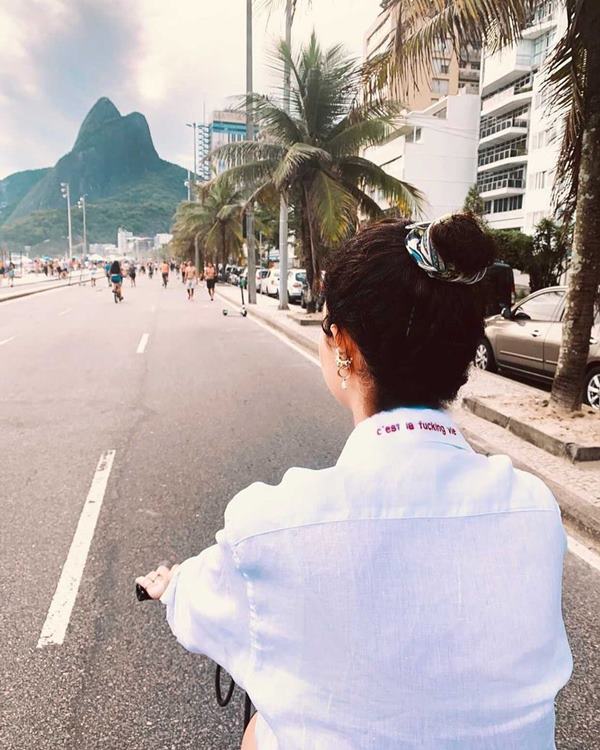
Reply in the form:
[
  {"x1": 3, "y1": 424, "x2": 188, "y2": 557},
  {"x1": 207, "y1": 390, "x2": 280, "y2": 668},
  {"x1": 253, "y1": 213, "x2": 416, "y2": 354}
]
[
  {"x1": 186, "y1": 122, "x2": 198, "y2": 194},
  {"x1": 278, "y1": 0, "x2": 293, "y2": 310},
  {"x1": 77, "y1": 195, "x2": 88, "y2": 258},
  {"x1": 60, "y1": 182, "x2": 73, "y2": 260},
  {"x1": 246, "y1": 0, "x2": 257, "y2": 304}
]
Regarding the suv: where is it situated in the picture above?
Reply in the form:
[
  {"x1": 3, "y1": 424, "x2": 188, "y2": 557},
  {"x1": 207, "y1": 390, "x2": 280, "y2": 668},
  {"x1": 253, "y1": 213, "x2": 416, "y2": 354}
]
[{"x1": 475, "y1": 286, "x2": 600, "y2": 409}]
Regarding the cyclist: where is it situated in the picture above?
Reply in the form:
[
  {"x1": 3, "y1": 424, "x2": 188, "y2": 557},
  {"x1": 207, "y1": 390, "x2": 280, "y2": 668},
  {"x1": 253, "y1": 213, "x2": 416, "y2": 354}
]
[
  {"x1": 110, "y1": 260, "x2": 124, "y2": 301},
  {"x1": 161, "y1": 260, "x2": 170, "y2": 288}
]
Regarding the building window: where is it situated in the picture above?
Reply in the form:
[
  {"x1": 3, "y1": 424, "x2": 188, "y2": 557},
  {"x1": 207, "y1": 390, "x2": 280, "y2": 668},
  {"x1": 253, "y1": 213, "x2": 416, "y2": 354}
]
[
  {"x1": 405, "y1": 126, "x2": 422, "y2": 143},
  {"x1": 432, "y1": 78, "x2": 450, "y2": 95},
  {"x1": 532, "y1": 30, "x2": 556, "y2": 66},
  {"x1": 491, "y1": 195, "x2": 524, "y2": 213},
  {"x1": 532, "y1": 171, "x2": 547, "y2": 190},
  {"x1": 432, "y1": 58, "x2": 450, "y2": 75}
]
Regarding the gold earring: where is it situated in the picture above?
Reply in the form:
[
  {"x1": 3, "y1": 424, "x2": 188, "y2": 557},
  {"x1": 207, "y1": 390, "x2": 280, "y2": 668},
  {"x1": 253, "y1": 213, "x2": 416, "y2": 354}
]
[{"x1": 335, "y1": 348, "x2": 352, "y2": 390}]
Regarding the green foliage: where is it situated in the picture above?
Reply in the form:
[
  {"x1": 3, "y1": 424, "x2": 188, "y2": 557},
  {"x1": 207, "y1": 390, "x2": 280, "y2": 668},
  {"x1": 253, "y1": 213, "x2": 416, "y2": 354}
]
[
  {"x1": 462, "y1": 185, "x2": 485, "y2": 217},
  {"x1": 211, "y1": 33, "x2": 422, "y2": 306},
  {"x1": 489, "y1": 219, "x2": 572, "y2": 292}
]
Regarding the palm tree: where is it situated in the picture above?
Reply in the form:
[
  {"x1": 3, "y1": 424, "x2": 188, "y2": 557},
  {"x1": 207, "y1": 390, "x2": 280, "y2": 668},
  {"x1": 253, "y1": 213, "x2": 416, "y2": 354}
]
[
  {"x1": 209, "y1": 33, "x2": 422, "y2": 311},
  {"x1": 171, "y1": 181, "x2": 245, "y2": 270},
  {"x1": 373, "y1": 0, "x2": 600, "y2": 411}
]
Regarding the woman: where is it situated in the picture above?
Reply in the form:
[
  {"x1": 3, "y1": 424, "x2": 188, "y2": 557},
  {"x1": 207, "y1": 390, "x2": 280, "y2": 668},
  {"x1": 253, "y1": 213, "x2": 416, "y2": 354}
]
[
  {"x1": 137, "y1": 214, "x2": 572, "y2": 749},
  {"x1": 110, "y1": 260, "x2": 123, "y2": 301}
]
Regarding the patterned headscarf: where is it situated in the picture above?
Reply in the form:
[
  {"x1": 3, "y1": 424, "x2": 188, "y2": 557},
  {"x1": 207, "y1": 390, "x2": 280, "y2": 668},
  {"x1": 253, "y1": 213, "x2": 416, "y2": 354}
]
[{"x1": 405, "y1": 220, "x2": 487, "y2": 285}]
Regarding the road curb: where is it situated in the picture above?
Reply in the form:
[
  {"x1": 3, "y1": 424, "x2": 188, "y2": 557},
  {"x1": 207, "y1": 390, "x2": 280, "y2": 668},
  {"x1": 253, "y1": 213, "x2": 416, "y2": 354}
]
[
  {"x1": 463, "y1": 395, "x2": 600, "y2": 463},
  {"x1": 217, "y1": 289, "x2": 319, "y2": 357},
  {"x1": 463, "y1": 427, "x2": 600, "y2": 546}
]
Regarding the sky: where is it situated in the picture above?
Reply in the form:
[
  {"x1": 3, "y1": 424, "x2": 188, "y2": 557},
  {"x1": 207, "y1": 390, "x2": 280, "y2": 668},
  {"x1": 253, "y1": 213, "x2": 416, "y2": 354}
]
[{"x1": 0, "y1": 0, "x2": 382, "y2": 178}]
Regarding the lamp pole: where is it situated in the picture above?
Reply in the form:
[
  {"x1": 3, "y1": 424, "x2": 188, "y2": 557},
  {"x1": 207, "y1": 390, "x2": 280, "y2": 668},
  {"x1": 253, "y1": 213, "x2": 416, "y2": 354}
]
[
  {"x1": 245, "y1": 0, "x2": 257, "y2": 304},
  {"x1": 77, "y1": 195, "x2": 87, "y2": 258},
  {"x1": 278, "y1": 0, "x2": 293, "y2": 310},
  {"x1": 60, "y1": 182, "x2": 73, "y2": 260},
  {"x1": 186, "y1": 122, "x2": 198, "y2": 193}
]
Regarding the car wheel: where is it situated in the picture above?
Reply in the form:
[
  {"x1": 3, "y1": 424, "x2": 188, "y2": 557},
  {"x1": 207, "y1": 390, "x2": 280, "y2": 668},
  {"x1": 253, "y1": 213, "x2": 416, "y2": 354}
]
[
  {"x1": 275, "y1": 289, "x2": 279, "y2": 299},
  {"x1": 474, "y1": 339, "x2": 497, "y2": 372},
  {"x1": 584, "y1": 366, "x2": 600, "y2": 410},
  {"x1": 301, "y1": 295, "x2": 306, "y2": 309}
]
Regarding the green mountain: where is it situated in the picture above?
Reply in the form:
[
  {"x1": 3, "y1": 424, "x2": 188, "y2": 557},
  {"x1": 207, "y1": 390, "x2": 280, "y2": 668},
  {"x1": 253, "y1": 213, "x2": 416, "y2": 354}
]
[{"x1": 0, "y1": 97, "x2": 187, "y2": 249}]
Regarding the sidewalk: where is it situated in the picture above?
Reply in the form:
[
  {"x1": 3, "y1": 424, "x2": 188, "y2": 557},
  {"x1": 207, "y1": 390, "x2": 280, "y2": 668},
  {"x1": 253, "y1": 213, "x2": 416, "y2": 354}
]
[{"x1": 217, "y1": 283, "x2": 600, "y2": 545}]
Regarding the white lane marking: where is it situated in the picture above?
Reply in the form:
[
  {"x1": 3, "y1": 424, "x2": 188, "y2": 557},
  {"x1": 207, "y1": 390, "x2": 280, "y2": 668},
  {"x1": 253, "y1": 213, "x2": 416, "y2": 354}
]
[
  {"x1": 243, "y1": 302, "x2": 600, "y2": 575},
  {"x1": 0, "y1": 336, "x2": 15, "y2": 346},
  {"x1": 567, "y1": 535, "x2": 600, "y2": 574},
  {"x1": 136, "y1": 333, "x2": 150, "y2": 354},
  {"x1": 37, "y1": 450, "x2": 116, "y2": 647},
  {"x1": 58, "y1": 307, "x2": 71, "y2": 316}
]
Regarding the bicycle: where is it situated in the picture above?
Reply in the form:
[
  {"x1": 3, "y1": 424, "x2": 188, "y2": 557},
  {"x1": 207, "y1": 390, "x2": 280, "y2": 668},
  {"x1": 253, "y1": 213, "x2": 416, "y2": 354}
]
[{"x1": 112, "y1": 281, "x2": 123, "y2": 303}]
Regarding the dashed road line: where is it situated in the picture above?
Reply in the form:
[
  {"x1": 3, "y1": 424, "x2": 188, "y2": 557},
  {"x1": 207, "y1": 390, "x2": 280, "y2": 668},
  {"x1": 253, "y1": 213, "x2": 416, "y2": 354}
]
[
  {"x1": 37, "y1": 450, "x2": 116, "y2": 648},
  {"x1": 136, "y1": 332, "x2": 150, "y2": 354},
  {"x1": 0, "y1": 336, "x2": 15, "y2": 346},
  {"x1": 58, "y1": 307, "x2": 72, "y2": 316}
]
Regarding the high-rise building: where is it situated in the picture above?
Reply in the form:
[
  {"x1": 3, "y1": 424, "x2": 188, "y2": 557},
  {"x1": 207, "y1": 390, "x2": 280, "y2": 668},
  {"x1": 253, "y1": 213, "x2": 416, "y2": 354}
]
[
  {"x1": 478, "y1": 1, "x2": 567, "y2": 231},
  {"x1": 209, "y1": 111, "x2": 248, "y2": 174},
  {"x1": 364, "y1": 93, "x2": 481, "y2": 221},
  {"x1": 363, "y1": 11, "x2": 482, "y2": 218}
]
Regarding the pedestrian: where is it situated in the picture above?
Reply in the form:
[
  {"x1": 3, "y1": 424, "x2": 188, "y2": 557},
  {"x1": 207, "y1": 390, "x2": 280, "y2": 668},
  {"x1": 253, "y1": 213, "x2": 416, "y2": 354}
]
[
  {"x1": 104, "y1": 260, "x2": 111, "y2": 287},
  {"x1": 161, "y1": 260, "x2": 170, "y2": 288},
  {"x1": 0, "y1": 262, "x2": 4, "y2": 286},
  {"x1": 90, "y1": 263, "x2": 97, "y2": 287},
  {"x1": 8, "y1": 262, "x2": 15, "y2": 287},
  {"x1": 181, "y1": 261, "x2": 187, "y2": 284},
  {"x1": 185, "y1": 262, "x2": 197, "y2": 300},
  {"x1": 204, "y1": 262, "x2": 216, "y2": 301},
  {"x1": 128, "y1": 263, "x2": 137, "y2": 287},
  {"x1": 148, "y1": 262, "x2": 154, "y2": 280},
  {"x1": 137, "y1": 213, "x2": 572, "y2": 750}
]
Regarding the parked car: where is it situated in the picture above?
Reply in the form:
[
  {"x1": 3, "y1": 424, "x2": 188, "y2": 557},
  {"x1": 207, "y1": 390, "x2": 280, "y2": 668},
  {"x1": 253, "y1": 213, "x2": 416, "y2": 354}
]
[
  {"x1": 287, "y1": 269, "x2": 306, "y2": 303},
  {"x1": 300, "y1": 271, "x2": 325, "y2": 311},
  {"x1": 264, "y1": 268, "x2": 280, "y2": 296},
  {"x1": 256, "y1": 268, "x2": 269, "y2": 293},
  {"x1": 475, "y1": 286, "x2": 600, "y2": 409}
]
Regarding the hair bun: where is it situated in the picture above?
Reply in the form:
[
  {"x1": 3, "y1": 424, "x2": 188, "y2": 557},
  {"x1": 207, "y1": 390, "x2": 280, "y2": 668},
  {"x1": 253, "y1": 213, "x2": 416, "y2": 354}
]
[{"x1": 429, "y1": 212, "x2": 495, "y2": 275}]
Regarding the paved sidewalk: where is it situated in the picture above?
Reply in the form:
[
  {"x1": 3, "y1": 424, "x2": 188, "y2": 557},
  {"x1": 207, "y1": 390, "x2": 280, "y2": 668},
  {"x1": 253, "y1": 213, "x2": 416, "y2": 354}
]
[
  {"x1": 218, "y1": 283, "x2": 600, "y2": 544},
  {"x1": 0, "y1": 271, "x2": 94, "y2": 302}
]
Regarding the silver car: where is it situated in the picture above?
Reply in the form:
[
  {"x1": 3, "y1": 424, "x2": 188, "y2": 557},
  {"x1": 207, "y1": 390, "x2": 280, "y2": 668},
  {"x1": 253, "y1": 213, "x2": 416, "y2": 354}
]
[{"x1": 475, "y1": 286, "x2": 600, "y2": 409}]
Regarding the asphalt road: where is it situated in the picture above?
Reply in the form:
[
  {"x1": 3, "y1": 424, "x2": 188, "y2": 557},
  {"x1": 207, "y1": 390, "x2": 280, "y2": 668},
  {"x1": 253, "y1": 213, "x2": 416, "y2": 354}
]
[{"x1": 0, "y1": 275, "x2": 598, "y2": 749}]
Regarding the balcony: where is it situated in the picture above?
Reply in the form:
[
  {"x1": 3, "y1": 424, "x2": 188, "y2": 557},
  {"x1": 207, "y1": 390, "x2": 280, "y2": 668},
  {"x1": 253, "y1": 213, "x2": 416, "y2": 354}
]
[
  {"x1": 481, "y1": 40, "x2": 533, "y2": 96},
  {"x1": 479, "y1": 117, "x2": 529, "y2": 147},
  {"x1": 477, "y1": 176, "x2": 526, "y2": 199},
  {"x1": 522, "y1": 12, "x2": 557, "y2": 40},
  {"x1": 459, "y1": 67, "x2": 480, "y2": 82},
  {"x1": 481, "y1": 81, "x2": 533, "y2": 118}
]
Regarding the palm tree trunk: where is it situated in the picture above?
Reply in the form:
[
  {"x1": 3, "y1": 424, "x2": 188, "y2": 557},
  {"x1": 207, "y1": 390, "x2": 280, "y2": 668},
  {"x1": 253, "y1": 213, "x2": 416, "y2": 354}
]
[{"x1": 551, "y1": 12, "x2": 600, "y2": 411}]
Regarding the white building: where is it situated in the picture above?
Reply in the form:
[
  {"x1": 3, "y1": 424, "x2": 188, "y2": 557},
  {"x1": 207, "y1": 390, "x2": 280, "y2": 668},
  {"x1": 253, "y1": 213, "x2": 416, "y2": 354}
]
[
  {"x1": 117, "y1": 228, "x2": 133, "y2": 255},
  {"x1": 365, "y1": 93, "x2": 481, "y2": 221},
  {"x1": 154, "y1": 233, "x2": 172, "y2": 251},
  {"x1": 478, "y1": 1, "x2": 567, "y2": 232}
]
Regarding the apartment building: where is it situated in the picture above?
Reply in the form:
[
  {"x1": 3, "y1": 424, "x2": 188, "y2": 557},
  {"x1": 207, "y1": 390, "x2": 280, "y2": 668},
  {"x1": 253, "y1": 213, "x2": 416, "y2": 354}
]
[
  {"x1": 363, "y1": 12, "x2": 482, "y2": 218},
  {"x1": 364, "y1": 93, "x2": 481, "y2": 221},
  {"x1": 478, "y1": 1, "x2": 567, "y2": 231}
]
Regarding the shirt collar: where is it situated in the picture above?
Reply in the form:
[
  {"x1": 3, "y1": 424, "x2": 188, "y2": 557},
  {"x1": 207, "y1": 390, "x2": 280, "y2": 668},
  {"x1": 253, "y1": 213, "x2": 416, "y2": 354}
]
[{"x1": 337, "y1": 406, "x2": 473, "y2": 468}]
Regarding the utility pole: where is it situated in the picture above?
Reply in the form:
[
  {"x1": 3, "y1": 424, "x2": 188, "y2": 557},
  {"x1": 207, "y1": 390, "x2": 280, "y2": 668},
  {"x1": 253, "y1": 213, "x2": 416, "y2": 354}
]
[
  {"x1": 185, "y1": 170, "x2": 191, "y2": 201},
  {"x1": 60, "y1": 182, "x2": 73, "y2": 260},
  {"x1": 278, "y1": 0, "x2": 293, "y2": 310},
  {"x1": 78, "y1": 195, "x2": 87, "y2": 258},
  {"x1": 245, "y1": 0, "x2": 257, "y2": 304}
]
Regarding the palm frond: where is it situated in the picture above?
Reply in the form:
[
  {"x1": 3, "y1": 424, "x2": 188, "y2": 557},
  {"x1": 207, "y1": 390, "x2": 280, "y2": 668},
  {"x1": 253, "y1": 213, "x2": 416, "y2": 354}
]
[
  {"x1": 546, "y1": 0, "x2": 585, "y2": 222},
  {"x1": 272, "y1": 142, "x2": 333, "y2": 189},
  {"x1": 326, "y1": 100, "x2": 404, "y2": 156},
  {"x1": 209, "y1": 140, "x2": 285, "y2": 170},
  {"x1": 339, "y1": 155, "x2": 423, "y2": 216},
  {"x1": 308, "y1": 171, "x2": 357, "y2": 244},
  {"x1": 369, "y1": 0, "x2": 532, "y2": 97}
]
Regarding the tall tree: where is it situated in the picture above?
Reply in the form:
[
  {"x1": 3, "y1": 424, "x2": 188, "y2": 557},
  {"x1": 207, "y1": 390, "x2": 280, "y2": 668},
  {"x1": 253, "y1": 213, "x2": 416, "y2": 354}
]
[
  {"x1": 171, "y1": 181, "x2": 244, "y2": 269},
  {"x1": 210, "y1": 34, "x2": 422, "y2": 311},
  {"x1": 375, "y1": 0, "x2": 600, "y2": 411}
]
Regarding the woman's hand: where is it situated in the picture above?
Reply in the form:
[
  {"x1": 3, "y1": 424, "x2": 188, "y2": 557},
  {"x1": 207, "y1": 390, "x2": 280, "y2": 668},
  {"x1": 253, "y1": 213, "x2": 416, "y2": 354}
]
[{"x1": 135, "y1": 563, "x2": 180, "y2": 600}]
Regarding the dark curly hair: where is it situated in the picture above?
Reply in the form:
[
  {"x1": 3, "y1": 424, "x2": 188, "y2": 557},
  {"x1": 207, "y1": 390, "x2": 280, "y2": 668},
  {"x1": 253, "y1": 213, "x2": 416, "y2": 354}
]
[{"x1": 322, "y1": 213, "x2": 496, "y2": 412}]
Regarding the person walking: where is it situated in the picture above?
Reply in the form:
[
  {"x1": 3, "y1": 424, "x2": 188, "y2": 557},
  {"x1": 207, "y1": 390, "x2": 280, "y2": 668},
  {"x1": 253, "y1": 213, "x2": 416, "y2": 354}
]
[
  {"x1": 128, "y1": 263, "x2": 137, "y2": 287},
  {"x1": 8, "y1": 262, "x2": 15, "y2": 287},
  {"x1": 104, "y1": 260, "x2": 112, "y2": 287},
  {"x1": 137, "y1": 214, "x2": 572, "y2": 750},
  {"x1": 90, "y1": 263, "x2": 97, "y2": 287},
  {"x1": 204, "y1": 262, "x2": 216, "y2": 301},
  {"x1": 148, "y1": 262, "x2": 154, "y2": 280},
  {"x1": 161, "y1": 260, "x2": 170, "y2": 288},
  {"x1": 185, "y1": 262, "x2": 197, "y2": 300}
]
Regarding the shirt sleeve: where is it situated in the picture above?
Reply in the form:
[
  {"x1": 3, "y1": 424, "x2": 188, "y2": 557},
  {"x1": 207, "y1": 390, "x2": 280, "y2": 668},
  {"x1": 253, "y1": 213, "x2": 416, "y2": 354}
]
[{"x1": 160, "y1": 528, "x2": 252, "y2": 686}]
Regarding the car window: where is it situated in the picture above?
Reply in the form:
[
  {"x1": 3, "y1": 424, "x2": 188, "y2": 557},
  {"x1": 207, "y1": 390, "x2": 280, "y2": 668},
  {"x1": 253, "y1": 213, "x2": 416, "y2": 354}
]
[
  {"x1": 295, "y1": 272, "x2": 306, "y2": 282},
  {"x1": 516, "y1": 291, "x2": 564, "y2": 322}
]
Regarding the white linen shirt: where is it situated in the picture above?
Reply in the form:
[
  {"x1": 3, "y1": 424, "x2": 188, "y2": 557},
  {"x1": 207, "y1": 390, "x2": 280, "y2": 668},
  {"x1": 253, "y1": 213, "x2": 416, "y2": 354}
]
[{"x1": 161, "y1": 407, "x2": 572, "y2": 749}]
